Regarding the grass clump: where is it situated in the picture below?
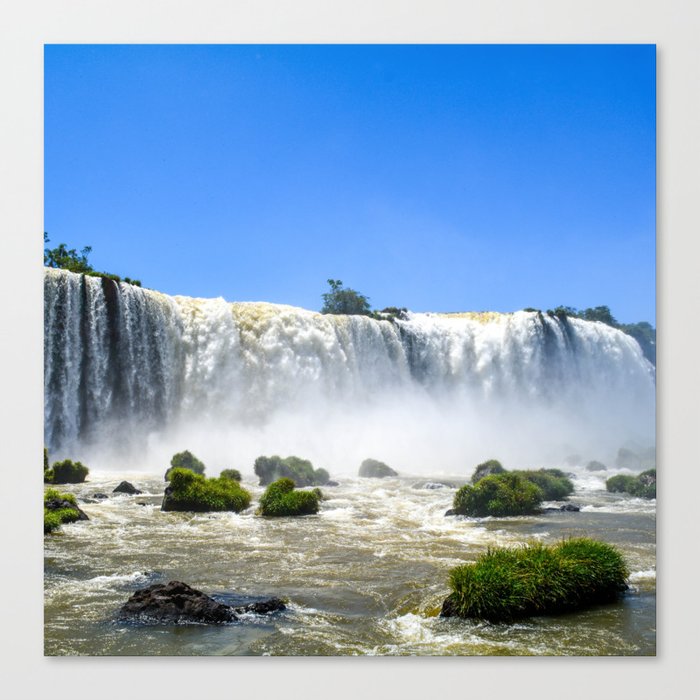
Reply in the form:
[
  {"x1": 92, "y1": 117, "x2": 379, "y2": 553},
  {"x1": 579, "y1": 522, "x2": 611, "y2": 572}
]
[
  {"x1": 258, "y1": 478, "x2": 320, "y2": 516},
  {"x1": 165, "y1": 450, "x2": 206, "y2": 480},
  {"x1": 219, "y1": 469, "x2": 241, "y2": 482},
  {"x1": 517, "y1": 469, "x2": 574, "y2": 500},
  {"x1": 471, "y1": 459, "x2": 505, "y2": 483},
  {"x1": 44, "y1": 488, "x2": 84, "y2": 533},
  {"x1": 45, "y1": 459, "x2": 89, "y2": 484},
  {"x1": 254, "y1": 455, "x2": 329, "y2": 486},
  {"x1": 442, "y1": 538, "x2": 629, "y2": 622},
  {"x1": 606, "y1": 469, "x2": 656, "y2": 499},
  {"x1": 453, "y1": 472, "x2": 543, "y2": 517},
  {"x1": 161, "y1": 468, "x2": 251, "y2": 513},
  {"x1": 358, "y1": 458, "x2": 397, "y2": 478}
]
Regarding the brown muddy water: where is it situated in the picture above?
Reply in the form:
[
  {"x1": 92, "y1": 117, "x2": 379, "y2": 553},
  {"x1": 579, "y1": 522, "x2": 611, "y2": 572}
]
[{"x1": 44, "y1": 470, "x2": 655, "y2": 656}]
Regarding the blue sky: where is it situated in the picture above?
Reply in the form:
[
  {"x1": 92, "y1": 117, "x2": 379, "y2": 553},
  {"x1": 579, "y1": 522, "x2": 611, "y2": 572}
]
[{"x1": 44, "y1": 44, "x2": 655, "y2": 323}]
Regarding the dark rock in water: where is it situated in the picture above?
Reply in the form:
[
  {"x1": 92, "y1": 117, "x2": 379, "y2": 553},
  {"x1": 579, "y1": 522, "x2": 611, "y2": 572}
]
[
  {"x1": 120, "y1": 581, "x2": 237, "y2": 624},
  {"x1": 445, "y1": 508, "x2": 458, "y2": 517},
  {"x1": 586, "y1": 461, "x2": 607, "y2": 472},
  {"x1": 413, "y1": 480, "x2": 456, "y2": 490},
  {"x1": 44, "y1": 496, "x2": 89, "y2": 521},
  {"x1": 440, "y1": 596, "x2": 459, "y2": 617},
  {"x1": 325, "y1": 480, "x2": 340, "y2": 487},
  {"x1": 92, "y1": 493, "x2": 109, "y2": 500},
  {"x1": 543, "y1": 503, "x2": 581, "y2": 512},
  {"x1": 113, "y1": 481, "x2": 143, "y2": 495},
  {"x1": 236, "y1": 597, "x2": 286, "y2": 615}
]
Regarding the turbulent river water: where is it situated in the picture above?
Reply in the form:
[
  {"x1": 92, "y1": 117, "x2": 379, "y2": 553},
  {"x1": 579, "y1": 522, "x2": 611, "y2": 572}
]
[{"x1": 44, "y1": 468, "x2": 655, "y2": 656}]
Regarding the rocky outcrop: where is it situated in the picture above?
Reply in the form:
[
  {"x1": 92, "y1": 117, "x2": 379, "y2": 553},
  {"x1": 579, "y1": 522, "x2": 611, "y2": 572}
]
[
  {"x1": 120, "y1": 581, "x2": 287, "y2": 624},
  {"x1": 358, "y1": 458, "x2": 397, "y2": 478},
  {"x1": 113, "y1": 481, "x2": 143, "y2": 495}
]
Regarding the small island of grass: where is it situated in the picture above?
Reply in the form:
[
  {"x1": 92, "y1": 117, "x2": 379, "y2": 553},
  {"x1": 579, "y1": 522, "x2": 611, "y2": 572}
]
[
  {"x1": 358, "y1": 458, "x2": 397, "y2": 478},
  {"x1": 164, "y1": 450, "x2": 206, "y2": 480},
  {"x1": 254, "y1": 455, "x2": 329, "y2": 487},
  {"x1": 258, "y1": 478, "x2": 320, "y2": 516},
  {"x1": 441, "y1": 538, "x2": 629, "y2": 622},
  {"x1": 453, "y1": 472, "x2": 543, "y2": 517},
  {"x1": 161, "y1": 468, "x2": 251, "y2": 513},
  {"x1": 44, "y1": 458, "x2": 89, "y2": 484},
  {"x1": 44, "y1": 488, "x2": 88, "y2": 533}
]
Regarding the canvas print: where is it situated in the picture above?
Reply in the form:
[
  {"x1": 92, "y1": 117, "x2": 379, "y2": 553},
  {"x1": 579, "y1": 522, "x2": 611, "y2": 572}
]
[{"x1": 43, "y1": 45, "x2": 656, "y2": 656}]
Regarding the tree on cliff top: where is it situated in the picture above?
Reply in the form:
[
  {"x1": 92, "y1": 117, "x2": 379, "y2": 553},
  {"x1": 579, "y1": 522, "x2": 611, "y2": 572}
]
[{"x1": 321, "y1": 279, "x2": 372, "y2": 316}]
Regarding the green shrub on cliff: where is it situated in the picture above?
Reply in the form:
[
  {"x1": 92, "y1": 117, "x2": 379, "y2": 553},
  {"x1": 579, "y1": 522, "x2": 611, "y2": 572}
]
[
  {"x1": 45, "y1": 459, "x2": 89, "y2": 484},
  {"x1": 606, "y1": 469, "x2": 656, "y2": 499},
  {"x1": 219, "y1": 468, "x2": 242, "y2": 482},
  {"x1": 165, "y1": 450, "x2": 206, "y2": 480},
  {"x1": 161, "y1": 468, "x2": 251, "y2": 513},
  {"x1": 254, "y1": 455, "x2": 328, "y2": 486},
  {"x1": 517, "y1": 469, "x2": 574, "y2": 500},
  {"x1": 258, "y1": 478, "x2": 320, "y2": 516},
  {"x1": 441, "y1": 538, "x2": 629, "y2": 622},
  {"x1": 453, "y1": 472, "x2": 543, "y2": 517}
]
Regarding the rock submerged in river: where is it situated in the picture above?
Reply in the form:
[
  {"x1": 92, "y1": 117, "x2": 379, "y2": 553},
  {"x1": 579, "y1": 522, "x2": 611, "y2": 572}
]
[
  {"x1": 113, "y1": 481, "x2": 142, "y2": 495},
  {"x1": 120, "y1": 581, "x2": 286, "y2": 624}
]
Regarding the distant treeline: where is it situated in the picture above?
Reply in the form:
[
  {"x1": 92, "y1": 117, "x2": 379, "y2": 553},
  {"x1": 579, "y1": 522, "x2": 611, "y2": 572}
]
[{"x1": 544, "y1": 305, "x2": 655, "y2": 366}]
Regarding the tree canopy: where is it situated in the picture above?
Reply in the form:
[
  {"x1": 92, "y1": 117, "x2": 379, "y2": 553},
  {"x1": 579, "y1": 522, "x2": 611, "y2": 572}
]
[{"x1": 320, "y1": 279, "x2": 372, "y2": 316}]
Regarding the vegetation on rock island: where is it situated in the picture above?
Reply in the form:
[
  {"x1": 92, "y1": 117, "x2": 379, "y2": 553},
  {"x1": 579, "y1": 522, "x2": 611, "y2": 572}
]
[
  {"x1": 358, "y1": 458, "x2": 397, "y2": 478},
  {"x1": 165, "y1": 450, "x2": 206, "y2": 480},
  {"x1": 44, "y1": 488, "x2": 88, "y2": 533},
  {"x1": 470, "y1": 459, "x2": 505, "y2": 483},
  {"x1": 517, "y1": 468, "x2": 574, "y2": 500},
  {"x1": 258, "y1": 477, "x2": 320, "y2": 517},
  {"x1": 321, "y1": 279, "x2": 372, "y2": 316},
  {"x1": 453, "y1": 472, "x2": 543, "y2": 517},
  {"x1": 441, "y1": 538, "x2": 629, "y2": 622},
  {"x1": 44, "y1": 458, "x2": 89, "y2": 484},
  {"x1": 606, "y1": 469, "x2": 656, "y2": 499},
  {"x1": 219, "y1": 468, "x2": 242, "y2": 482},
  {"x1": 161, "y1": 468, "x2": 251, "y2": 513},
  {"x1": 254, "y1": 455, "x2": 329, "y2": 487}
]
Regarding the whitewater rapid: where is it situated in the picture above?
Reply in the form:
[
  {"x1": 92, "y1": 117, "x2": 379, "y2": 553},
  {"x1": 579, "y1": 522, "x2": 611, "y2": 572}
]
[{"x1": 44, "y1": 268, "x2": 655, "y2": 472}]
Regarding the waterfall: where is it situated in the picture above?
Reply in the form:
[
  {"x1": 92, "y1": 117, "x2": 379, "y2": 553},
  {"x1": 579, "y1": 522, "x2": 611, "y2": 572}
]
[{"x1": 44, "y1": 268, "x2": 655, "y2": 473}]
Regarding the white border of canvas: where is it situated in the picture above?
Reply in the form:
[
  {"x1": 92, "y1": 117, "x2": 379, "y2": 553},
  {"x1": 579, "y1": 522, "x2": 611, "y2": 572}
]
[{"x1": 1, "y1": 1, "x2": 698, "y2": 699}]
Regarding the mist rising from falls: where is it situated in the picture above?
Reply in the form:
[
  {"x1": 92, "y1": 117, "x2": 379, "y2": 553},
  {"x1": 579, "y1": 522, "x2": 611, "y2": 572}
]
[{"x1": 44, "y1": 268, "x2": 655, "y2": 475}]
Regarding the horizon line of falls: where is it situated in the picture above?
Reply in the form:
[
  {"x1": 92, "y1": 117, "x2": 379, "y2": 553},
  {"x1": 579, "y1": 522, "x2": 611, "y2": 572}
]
[{"x1": 44, "y1": 268, "x2": 656, "y2": 475}]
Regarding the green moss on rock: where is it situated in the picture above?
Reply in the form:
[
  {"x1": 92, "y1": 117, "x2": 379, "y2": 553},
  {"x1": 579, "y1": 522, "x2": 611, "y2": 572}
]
[
  {"x1": 46, "y1": 459, "x2": 89, "y2": 484},
  {"x1": 44, "y1": 488, "x2": 87, "y2": 533},
  {"x1": 453, "y1": 472, "x2": 543, "y2": 517},
  {"x1": 258, "y1": 478, "x2": 320, "y2": 516},
  {"x1": 606, "y1": 469, "x2": 656, "y2": 499},
  {"x1": 254, "y1": 455, "x2": 328, "y2": 486},
  {"x1": 161, "y1": 468, "x2": 251, "y2": 513},
  {"x1": 358, "y1": 458, "x2": 397, "y2": 478},
  {"x1": 165, "y1": 450, "x2": 206, "y2": 480},
  {"x1": 471, "y1": 459, "x2": 505, "y2": 484},
  {"x1": 517, "y1": 469, "x2": 574, "y2": 500},
  {"x1": 442, "y1": 538, "x2": 629, "y2": 622}
]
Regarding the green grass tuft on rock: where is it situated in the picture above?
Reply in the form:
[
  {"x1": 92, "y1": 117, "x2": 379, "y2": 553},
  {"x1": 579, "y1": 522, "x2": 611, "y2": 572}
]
[
  {"x1": 358, "y1": 458, "x2": 397, "y2": 478},
  {"x1": 161, "y1": 468, "x2": 251, "y2": 513},
  {"x1": 254, "y1": 455, "x2": 328, "y2": 486},
  {"x1": 453, "y1": 472, "x2": 543, "y2": 517},
  {"x1": 442, "y1": 538, "x2": 629, "y2": 622},
  {"x1": 44, "y1": 488, "x2": 83, "y2": 533},
  {"x1": 470, "y1": 459, "x2": 505, "y2": 484},
  {"x1": 165, "y1": 450, "x2": 206, "y2": 480},
  {"x1": 258, "y1": 477, "x2": 320, "y2": 516},
  {"x1": 46, "y1": 459, "x2": 89, "y2": 484},
  {"x1": 517, "y1": 469, "x2": 574, "y2": 500}
]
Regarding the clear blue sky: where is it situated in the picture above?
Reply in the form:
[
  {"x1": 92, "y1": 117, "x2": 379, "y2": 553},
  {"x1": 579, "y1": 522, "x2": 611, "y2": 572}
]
[{"x1": 44, "y1": 44, "x2": 655, "y2": 324}]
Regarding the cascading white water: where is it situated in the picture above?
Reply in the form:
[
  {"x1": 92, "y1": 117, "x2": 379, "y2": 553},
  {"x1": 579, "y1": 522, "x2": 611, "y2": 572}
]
[{"x1": 44, "y1": 268, "x2": 655, "y2": 473}]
